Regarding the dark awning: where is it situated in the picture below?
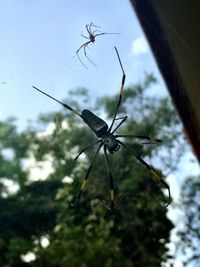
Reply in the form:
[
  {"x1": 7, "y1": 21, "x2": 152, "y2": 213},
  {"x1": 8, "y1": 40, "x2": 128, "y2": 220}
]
[{"x1": 131, "y1": 0, "x2": 200, "y2": 163}]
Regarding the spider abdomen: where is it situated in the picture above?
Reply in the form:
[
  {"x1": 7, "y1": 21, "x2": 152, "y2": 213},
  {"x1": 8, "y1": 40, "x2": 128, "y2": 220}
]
[{"x1": 82, "y1": 109, "x2": 108, "y2": 137}]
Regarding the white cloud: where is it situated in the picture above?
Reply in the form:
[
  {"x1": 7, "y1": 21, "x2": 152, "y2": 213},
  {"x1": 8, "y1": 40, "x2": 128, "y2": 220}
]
[
  {"x1": 131, "y1": 36, "x2": 149, "y2": 55},
  {"x1": 41, "y1": 236, "x2": 50, "y2": 248},
  {"x1": 62, "y1": 176, "x2": 73, "y2": 184},
  {"x1": 37, "y1": 122, "x2": 56, "y2": 138},
  {"x1": 23, "y1": 153, "x2": 54, "y2": 181},
  {"x1": 21, "y1": 252, "x2": 35, "y2": 263}
]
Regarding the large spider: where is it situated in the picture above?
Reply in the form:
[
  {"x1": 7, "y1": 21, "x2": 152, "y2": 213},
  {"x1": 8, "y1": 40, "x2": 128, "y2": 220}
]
[
  {"x1": 33, "y1": 47, "x2": 171, "y2": 210},
  {"x1": 76, "y1": 22, "x2": 120, "y2": 68}
]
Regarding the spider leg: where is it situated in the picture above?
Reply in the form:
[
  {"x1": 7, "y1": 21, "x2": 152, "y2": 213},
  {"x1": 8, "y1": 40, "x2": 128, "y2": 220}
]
[
  {"x1": 86, "y1": 23, "x2": 100, "y2": 35},
  {"x1": 91, "y1": 23, "x2": 101, "y2": 28},
  {"x1": 118, "y1": 140, "x2": 171, "y2": 207},
  {"x1": 72, "y1": 140, "x2": 101, "y2": 168},
  {"x1": 83, "y1": 43, "x2": 97, "y2": 67},
  {"x1": 115, "y1": 134, "x2": 161, "y2": 144},
  {"x1": 76, "y1": 41, "x2": 91, "y2": 68},
  {"x1": 71, "y1": 142, "x2": 103, "y2": 206},
  {"x1": 108, "y1": 47, "x2": 126, "y2": 132},
  {"x1": 81, "y1": 34, "x2": 90, "y2": 39},
  {"x1": 103, "y1": 146, "x2": 115, "y2": 211},
  {"x1": 87, "y1": 22, "x2": 101, "y2": 30},
  {"x1": 135, "y1": 156, "x2": 171, "y2": 206},
  {"x1": 92, "y1": 29, "x2": 102, "y2": 34},
  {"x1": 76, "y1": 41, "x2": 89, "y2": 55},
  {"x1": 111, "y1": 116, "x2": 128, "y2": 134},
  {"x1": 32, "y1": 86, "x2": 81, "y2": 117},
  {"x1": 94, "y1": 32, "x2": 120, "y2": 38},
  {"x1": 86, "y1": 23, "x2": 92, "y2": 34}
]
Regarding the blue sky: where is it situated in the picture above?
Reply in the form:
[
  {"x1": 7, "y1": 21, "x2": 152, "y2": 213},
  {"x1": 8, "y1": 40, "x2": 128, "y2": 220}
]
[{"x1": 0, "y1": 0, "x2": 166, "y2": 129}]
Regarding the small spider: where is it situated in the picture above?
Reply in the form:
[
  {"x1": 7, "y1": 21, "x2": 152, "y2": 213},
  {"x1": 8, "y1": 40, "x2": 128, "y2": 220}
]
[
  {"x1": 33, "y1": 47, "x2": 171, "y2": 211},
  {"x1": 76, "y1": 22, "x2": 120, "y2": 68}
]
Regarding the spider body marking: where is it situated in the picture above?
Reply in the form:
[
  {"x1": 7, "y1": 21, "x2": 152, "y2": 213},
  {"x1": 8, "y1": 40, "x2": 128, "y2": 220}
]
[
  {"x1": 101, "y1": 133, "x2": 121, "y2": 153},
  {"x1": 81, "y1": 109, "x2": 108, "y2": 137},
  {"x1": 33, "y1": 47, "x2": 171, "y2": 211},
  {"x1": 82, "y1": 109, "x2": 120, "y2": 153}
]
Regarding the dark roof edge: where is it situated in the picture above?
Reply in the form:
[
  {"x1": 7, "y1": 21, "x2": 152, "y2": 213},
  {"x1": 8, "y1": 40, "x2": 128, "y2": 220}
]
[{"x1": 132, "y1": 0, "x2": 200, "y2": 162}]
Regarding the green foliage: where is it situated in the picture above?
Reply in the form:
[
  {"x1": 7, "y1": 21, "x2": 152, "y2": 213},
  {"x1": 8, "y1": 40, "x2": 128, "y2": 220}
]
[
  {"x1": 0, "y1": 75, "x2": 184, "y2": 266},
  {"x1": 177, "y1": 175, "x2": 200, "y2": 267},
  {"x1": 0, "y1": 180, "x2": 62, "y2": 266},
  {"x1": 0, "y1": 118, "x2": 34, "y2": 188}
]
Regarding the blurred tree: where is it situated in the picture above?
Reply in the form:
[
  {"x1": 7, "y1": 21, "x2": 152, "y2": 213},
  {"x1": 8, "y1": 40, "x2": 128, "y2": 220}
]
[
  {"x1": 0, "y1": 119, "x2": 62, "y2": 266},
  {"x1": 177, "y1": 175, "x2": 200, "y2": 267},
  {"x1": 0, "y1": 75, "x2": 185, "y2": 266}
]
